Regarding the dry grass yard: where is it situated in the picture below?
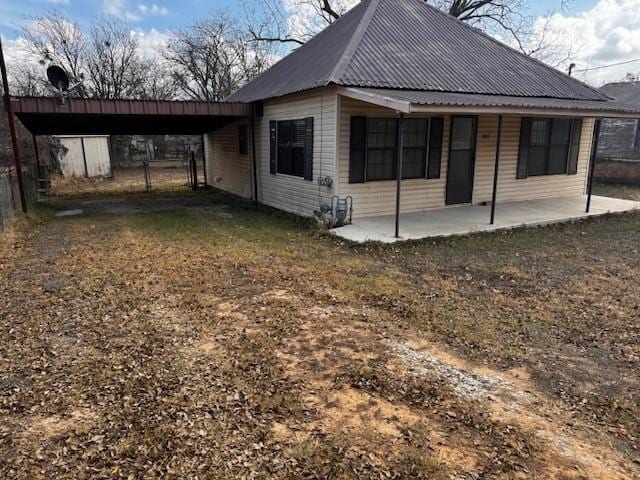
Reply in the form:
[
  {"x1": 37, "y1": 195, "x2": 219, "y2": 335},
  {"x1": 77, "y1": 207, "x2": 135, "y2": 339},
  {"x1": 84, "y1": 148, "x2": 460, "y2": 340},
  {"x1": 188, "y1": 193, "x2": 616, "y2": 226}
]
[
  {"x1": 50, "y1": 164, "x2": 192, "y2": 198},
  {"x1": 1, "y1": 186, "x2": 640, "y2": 479}
]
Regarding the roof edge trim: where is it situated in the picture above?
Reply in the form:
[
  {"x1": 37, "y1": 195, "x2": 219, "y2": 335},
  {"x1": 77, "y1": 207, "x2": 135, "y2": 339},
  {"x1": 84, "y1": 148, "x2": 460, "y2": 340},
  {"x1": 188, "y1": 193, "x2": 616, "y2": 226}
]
[{"x1": 339, "y1": 87, "x2": 411, "y2": 113}]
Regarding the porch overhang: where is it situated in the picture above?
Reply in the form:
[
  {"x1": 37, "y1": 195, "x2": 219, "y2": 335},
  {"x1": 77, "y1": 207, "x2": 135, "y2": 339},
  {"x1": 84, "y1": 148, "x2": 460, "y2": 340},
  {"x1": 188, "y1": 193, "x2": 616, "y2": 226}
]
[{"x1": 338, "y1": 87, "x2": 640, "y2": 118}]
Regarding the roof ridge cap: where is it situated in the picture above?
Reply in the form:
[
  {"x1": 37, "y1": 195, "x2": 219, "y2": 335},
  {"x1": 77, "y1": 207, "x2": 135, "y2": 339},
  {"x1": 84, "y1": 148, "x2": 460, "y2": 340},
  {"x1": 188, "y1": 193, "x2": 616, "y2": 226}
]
[{"x1": 328, "y1": 0, "x2": 381, "y2": 84}]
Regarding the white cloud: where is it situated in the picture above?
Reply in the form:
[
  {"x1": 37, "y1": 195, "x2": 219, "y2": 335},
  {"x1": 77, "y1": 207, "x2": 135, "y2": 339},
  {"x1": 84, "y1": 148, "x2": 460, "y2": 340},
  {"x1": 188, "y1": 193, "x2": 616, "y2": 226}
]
[
  {"x1": 138, "y1": 4, "x2": 169, "y2": 17},
  {"x1": 283, "y1": 0, "x2": 358, "y2": 41},
  {"x1": 530, "y1": 0, "x2": 640, "y2": 86},
  {"x1": 103, "y1": 0, "x2": 169, "y2": 21},
  {"x1": 130, "y1": 28, "x2": 169, "y2": 59},
  {"x1": 47, "y1": 0, "x2": 71, "y2": 4}
]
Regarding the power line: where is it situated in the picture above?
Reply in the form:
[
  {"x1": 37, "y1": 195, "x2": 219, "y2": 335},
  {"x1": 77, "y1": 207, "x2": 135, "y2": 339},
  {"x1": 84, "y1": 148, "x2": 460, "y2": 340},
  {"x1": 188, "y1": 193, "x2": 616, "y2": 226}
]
[{"x1": 574, "y1": 57, "x2": 640, "y2": 72}]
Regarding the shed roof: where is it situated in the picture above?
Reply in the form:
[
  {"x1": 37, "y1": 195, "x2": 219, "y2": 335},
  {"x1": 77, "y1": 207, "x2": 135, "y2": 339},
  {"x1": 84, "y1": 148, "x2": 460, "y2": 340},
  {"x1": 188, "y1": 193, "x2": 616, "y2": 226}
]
[{"x1": 227, "y1": 0, "x2": 607, "y2": 103}]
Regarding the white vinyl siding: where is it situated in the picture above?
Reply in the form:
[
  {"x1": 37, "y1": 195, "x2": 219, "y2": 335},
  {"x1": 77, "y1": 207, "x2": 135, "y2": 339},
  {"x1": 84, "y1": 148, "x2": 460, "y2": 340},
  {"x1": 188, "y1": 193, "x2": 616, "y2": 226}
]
[
  {"x1": 204, "y1": 120, "x2": 252, "y2": 199},
  {"x1": 472, "y1": 116, "x2": 594, "y2": 204},
  {"x1": 337, "y1": 96, "x2": 595, "y2": 218},
  {"x1": 337, "y1": 97, "x2": 450, "y2": 218},
  {"x1": 254, "y1": 90, "x2": 337, "y2": 217}
]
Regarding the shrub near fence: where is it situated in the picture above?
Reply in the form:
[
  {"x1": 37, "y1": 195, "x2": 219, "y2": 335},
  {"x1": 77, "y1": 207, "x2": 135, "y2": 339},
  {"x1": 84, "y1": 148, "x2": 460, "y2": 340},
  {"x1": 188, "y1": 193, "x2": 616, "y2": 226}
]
[{"x1": 594, "y1": 159, "x2": 640, "y2": 185}]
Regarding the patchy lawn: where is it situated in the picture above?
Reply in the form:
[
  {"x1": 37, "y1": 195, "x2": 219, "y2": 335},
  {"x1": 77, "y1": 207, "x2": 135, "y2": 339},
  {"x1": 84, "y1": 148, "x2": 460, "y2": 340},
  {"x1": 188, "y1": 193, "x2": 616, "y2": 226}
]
[
  {"x1": 50, "y1": 163, "x2": 193, "y2": 198},
  {"x1": 1, "y1": 190, "x2": 639, "y2": 479}
]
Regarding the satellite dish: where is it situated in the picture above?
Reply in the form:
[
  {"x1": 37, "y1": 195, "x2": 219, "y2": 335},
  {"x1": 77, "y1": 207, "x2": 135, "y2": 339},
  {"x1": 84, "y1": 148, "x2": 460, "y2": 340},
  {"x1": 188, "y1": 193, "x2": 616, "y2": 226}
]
[{"x1": 47, "y1": 65, "x2": 70, "y2": 91}]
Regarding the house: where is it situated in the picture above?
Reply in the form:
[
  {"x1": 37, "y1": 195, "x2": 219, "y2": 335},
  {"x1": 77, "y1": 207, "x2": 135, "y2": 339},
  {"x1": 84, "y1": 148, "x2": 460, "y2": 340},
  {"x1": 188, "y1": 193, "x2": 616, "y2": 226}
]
[
  {"x1": 9, "y1": 0, "x2": 638, "y2": 241},
  {"x1": 597, "y1": 82, "x2": 640, "y2": 163},
  {"x1": 54, "y1": 135, "x2": 112, "y2": 178},
  {"x1": 203, "y1": 0, "x2": 640, "y2": 242}
]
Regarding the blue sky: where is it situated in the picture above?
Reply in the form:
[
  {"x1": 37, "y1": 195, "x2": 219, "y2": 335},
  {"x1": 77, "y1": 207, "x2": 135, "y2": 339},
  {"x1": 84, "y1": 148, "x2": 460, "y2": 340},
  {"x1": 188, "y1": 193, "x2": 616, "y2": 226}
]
[
  {"x1": 0, "y1": 0, "x2": 598, "y2": 38},
  {"x1": 2, "y1": 0, "x2": 639, "y2": 85}
]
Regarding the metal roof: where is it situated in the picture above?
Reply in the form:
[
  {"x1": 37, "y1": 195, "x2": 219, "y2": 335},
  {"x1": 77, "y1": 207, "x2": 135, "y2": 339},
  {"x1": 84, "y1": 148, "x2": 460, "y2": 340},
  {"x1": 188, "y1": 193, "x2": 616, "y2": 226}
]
[
  {"x1": 11, "y1": 97, "x2": 251, "y2": 135},
  {"x1": 342, "y1": 88, "x2": 640, "y2": 116},
  {"x1": 599, "y1": 82, "x2": 640, "y2": 107},
  {"x1": 227, "y1": 0, "x2": 607, "y2": 103}
]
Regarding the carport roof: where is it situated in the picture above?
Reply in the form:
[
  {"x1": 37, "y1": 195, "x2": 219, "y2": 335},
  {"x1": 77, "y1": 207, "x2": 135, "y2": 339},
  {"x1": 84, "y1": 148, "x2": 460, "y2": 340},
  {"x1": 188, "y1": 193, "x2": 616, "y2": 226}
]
[{"x1": 11, "y1": 97, "x2": 251, "y2": 135}]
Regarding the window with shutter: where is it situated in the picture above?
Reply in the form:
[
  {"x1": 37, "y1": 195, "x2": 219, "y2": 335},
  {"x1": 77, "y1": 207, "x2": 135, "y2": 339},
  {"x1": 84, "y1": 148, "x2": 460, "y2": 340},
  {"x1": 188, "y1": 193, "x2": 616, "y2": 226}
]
[
  {"x1": 348, "y1": 116, "x2": 444, "y2": 183},
  {"x1": 427, "y1": 117, "x2": 444, "y2": 179},
  {"x1": 518, "y1": 117, "x2": 581, "y2": 178},
  {"x1": 273, "y1": 118, "x2": 313, "y2": 180}
]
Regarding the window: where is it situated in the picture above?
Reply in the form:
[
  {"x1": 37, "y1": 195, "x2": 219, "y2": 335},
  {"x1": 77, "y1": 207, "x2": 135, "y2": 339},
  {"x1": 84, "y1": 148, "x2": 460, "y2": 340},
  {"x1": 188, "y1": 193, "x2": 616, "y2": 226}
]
[
  {"x1": 402, "y1": 119, "x2": 429, "y2": 179},
  {"x1": 367, "y1": 118, "x2": 398, "y2": 181},
  {"x1": 269, "y1": 118, "x2": 313, "y2": 180},
  {"x1": 238, "y1": 124, "x2": 248, "y2": 155},
  {"x1": 518, "y1": 117, "x2": 582, "y2": 178},
  {"x1": 349, "y1": 117, "x2": 441, "y2": 183},
  {"x1": 277, "y1": 119, "x2": 306, "y2": 177},
  {"x1": 633, "y1": 120, "x2": 640, "y2": 148}
]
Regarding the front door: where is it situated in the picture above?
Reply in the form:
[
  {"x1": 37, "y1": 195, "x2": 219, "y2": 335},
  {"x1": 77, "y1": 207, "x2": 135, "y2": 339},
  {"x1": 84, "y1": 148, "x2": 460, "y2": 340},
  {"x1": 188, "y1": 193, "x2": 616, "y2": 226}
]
[{"x1": 446, "y1": 116, "x2": 478, "y2": 205}]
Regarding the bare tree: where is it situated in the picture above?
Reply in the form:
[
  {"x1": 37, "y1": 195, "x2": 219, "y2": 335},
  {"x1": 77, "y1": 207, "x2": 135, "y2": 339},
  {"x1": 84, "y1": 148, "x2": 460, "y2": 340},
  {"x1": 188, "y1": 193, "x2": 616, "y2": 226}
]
[
  {"x1": 8, "y1": 63, "x2": 48, "y2": 96},
  {"x1": 163, "y1": 13, "x2": 273, "y2": 101},
  {"x1": 139, "y1": 61, "x2": 178, "y2": 100},
  {"x1": 86, "y1": 17, "x2": 148, "y2": 99},
  {"x1": 18, "y1": 12, "x2": 88, "y2": 97},
  {"x1": 247, "y1": 0, "x2": 570, "y2": 64}
]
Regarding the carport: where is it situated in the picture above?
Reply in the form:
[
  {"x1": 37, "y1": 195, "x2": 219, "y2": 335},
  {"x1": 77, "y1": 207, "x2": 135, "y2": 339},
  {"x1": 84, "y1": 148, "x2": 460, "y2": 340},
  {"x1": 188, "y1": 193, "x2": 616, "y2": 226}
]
[
  {"x1": 11, "y1": 97, "x2": 251, "y2": 136},
  {"x1": 8, "y1": 96, "x2": 252, "y2": 203}
]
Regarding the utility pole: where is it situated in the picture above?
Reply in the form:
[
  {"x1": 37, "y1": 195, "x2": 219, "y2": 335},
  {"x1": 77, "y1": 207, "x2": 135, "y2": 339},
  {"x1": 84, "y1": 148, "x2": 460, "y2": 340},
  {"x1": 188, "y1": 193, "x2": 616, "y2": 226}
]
[{"x1": 0, "y1": 37, "x2": 27, "y2": 213}]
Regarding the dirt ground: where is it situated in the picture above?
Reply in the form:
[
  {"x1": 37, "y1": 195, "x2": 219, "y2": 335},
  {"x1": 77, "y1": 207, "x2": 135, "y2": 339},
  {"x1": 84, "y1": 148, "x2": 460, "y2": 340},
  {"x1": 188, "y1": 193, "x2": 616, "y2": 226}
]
[{"x1": 1, "y1": 186, "x2": 639, "y2": 479}]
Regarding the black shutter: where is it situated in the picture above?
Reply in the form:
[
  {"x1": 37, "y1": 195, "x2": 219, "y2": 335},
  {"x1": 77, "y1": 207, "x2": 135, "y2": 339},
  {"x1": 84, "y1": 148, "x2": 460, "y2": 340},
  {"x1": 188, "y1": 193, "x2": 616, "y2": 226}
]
[
  {"x1": 567, "y1": 118, "x2": 583, "y2": 175},
  {"x1": 517, "y1": 117, "x2": 531, "y2": 179},
  {"x1": 427, "y1": 117, "x2": 444, "y2": 179},
  {"x1": 269, "y1": 120, "x2": 277, "y2": 175},
  {"x1": 303, "y1": 117, "x2": 314, "y2": 181},
  {"x1": 349, "y1": 116, "x2": 367, "y2": 183}
]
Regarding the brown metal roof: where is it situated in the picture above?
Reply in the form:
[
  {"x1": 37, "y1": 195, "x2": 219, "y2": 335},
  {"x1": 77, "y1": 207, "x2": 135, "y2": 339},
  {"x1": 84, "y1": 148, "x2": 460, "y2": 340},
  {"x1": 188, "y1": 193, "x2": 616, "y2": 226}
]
[
  {"x1": 227, "y1": 0, "x2": 607, "y2": 103},
  {"x1": 11, "y1": 97, "x2": 251, "y2": 135},
  {"x1": 346, "y1": 88, "x2": 640, "y2": 115},
  {"x1": 343, "y1": 88, "x2": 640, "y2": 116}
]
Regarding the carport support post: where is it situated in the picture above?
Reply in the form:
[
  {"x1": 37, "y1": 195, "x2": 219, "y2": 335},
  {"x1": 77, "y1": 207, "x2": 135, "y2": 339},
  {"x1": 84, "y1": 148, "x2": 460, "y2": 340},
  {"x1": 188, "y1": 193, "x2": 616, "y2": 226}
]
[
  {"x1": 586, "y1": 118, "x2": 603, "y2": 213},
  {"x1": 0, "y1": 37, "x2": 27, "y2": 213},
  {"x1": 490, "y1": 115, "x2": 503, "y2": 225},
  {"x1": 32, "y1": 134, "x2": 41, "y2": 176},
  {"x1": 394, "y1": 113, "x2": 404, "y2": 239},
  {"x1": 251, "y1": 105, "x2": 259, "y2": 206}
]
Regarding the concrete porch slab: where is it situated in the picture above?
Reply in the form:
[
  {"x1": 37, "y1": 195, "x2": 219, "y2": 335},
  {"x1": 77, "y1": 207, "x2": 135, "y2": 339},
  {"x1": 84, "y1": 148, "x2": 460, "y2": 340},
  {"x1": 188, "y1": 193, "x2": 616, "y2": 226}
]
[{"x1": 331, "y1": 195, "x2": 640, "y2": 243}]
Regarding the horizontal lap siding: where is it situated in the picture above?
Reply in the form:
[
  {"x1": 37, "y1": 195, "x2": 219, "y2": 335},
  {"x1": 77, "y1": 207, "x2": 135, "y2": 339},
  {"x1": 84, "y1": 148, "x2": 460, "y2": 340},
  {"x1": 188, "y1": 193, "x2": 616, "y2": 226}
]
[
  {"x1": 205, "y1": 120, "x2": 252, "y2": 199},
  {"x1": 473, "y1": 116, "x2": 594, "y2": 204},
  {"x1": 256, "y1": 92, "x2": 337, "y2": 217},
  {"x1": 337, "y1": 97, "x2": 595, "y2": 218},
  {"x1": 337, "y1": 97, "x2": 450, "y2": 218}
]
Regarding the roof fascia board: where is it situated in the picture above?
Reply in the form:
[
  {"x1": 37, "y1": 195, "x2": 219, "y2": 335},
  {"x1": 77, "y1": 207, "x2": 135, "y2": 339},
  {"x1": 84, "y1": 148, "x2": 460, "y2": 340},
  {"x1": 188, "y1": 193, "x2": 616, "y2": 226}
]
[
  {"x1": 340, "y1": 88, "x2": 640, "y2": 118},
  {"x1": 339, "y1": 87, "x2": 411, "y2": 113},
  {"x1": 408, "y1": 104, "x2": 640, "y2": 118}
]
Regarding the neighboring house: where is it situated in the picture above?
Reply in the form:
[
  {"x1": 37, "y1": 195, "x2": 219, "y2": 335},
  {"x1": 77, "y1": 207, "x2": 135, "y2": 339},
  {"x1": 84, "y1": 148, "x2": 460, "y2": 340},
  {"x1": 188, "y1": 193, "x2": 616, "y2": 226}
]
[
  {"x1": 55, "y1": 136, "x2": 112, "y2": 178},
  {"x1": 203, "y1": 0, "x2": 639, "y2": 228},
  {"x1": 597, "y1": 82, "x2": 640, "y2": 162}
]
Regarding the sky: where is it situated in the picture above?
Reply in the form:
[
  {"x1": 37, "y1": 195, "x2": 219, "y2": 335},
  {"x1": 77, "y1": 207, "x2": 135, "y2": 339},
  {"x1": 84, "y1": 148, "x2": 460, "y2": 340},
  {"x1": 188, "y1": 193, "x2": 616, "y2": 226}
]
[{"x1": 1, "y1": 0, "x2": 639, "y2": 87}]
